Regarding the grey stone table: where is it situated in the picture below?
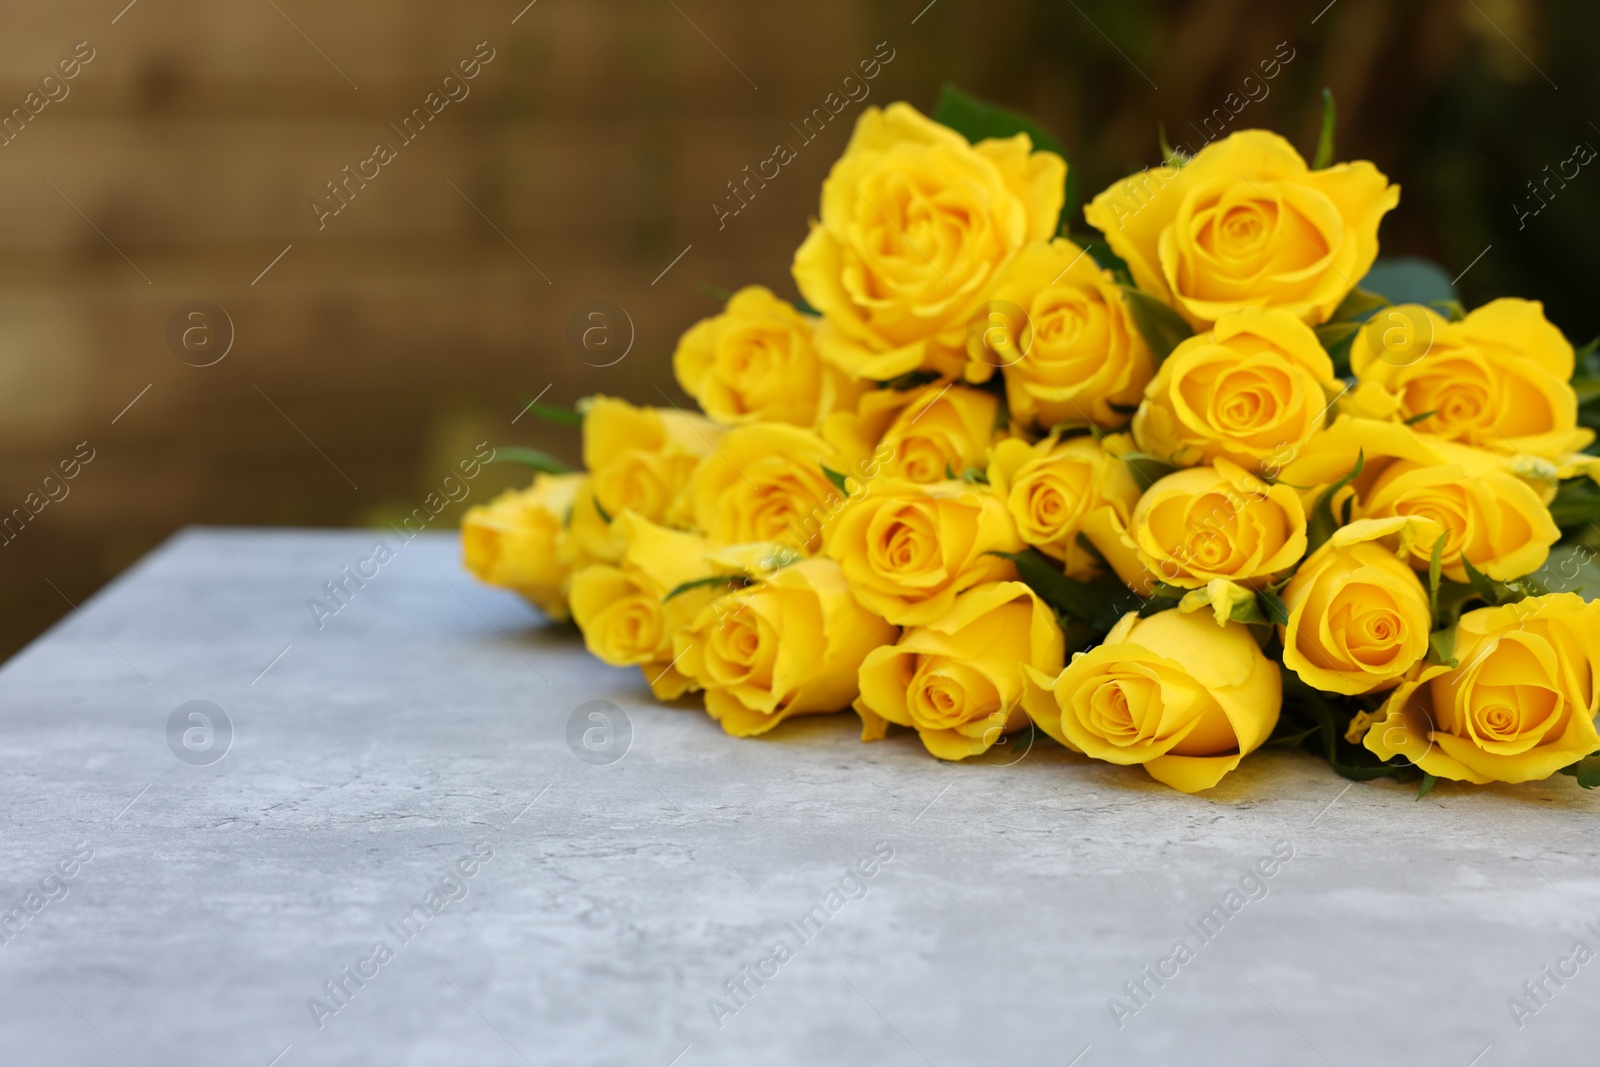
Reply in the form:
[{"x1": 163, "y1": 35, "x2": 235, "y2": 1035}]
[{"x1": 3, "y1": 528, "x2": 1598, "y2": 1066}]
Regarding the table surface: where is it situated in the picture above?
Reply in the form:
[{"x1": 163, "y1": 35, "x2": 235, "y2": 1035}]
[{"x1": 3, "y1": 528, "x2": 1598, "y2": 1066}]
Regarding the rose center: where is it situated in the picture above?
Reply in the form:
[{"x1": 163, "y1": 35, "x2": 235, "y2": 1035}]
[
  {"x1": 896, "y1": 438, "x2": 951, "y2": 483},
  {"x1": 909, "y1": 660, "x2": 999, "y2": 732},
  {"x1": 1331, "y1": 593, "x2": 1412, "y2": 670},
  {"x1": 876, "y1": 514, "x2": 939, "y2": 575},
  {"x1": 1403, "y1": 373, "x2": 1491, "y2": 440},
  {"x1": 1208, "y1": 368, "x2": 1288, "y2": 435},
  {"x1": 616, "y1": 598, "x2": 661, "y2": 652},
  {"x1": 1478, "y1": 703, "x2": 1517, "y2": 737},
  {"x1": 1217, "y1": 204, "x2": 1271, "y2": 253},
  {"x1": 1086, "y1": 678, "x2": 1150, "y2": 744}
]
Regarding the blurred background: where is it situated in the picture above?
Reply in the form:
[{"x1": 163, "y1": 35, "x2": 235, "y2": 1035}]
[{"x1": 0, "y1": 0, "x2": 1595, "y2": 659}]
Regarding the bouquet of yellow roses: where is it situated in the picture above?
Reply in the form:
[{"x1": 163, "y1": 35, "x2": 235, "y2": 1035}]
[{"x1": 463, "y1": 88, "x2": 1600, "y2": 796}]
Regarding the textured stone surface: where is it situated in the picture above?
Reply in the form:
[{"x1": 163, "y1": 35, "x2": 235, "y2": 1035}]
[{"x1": 2, "y1": 527, "x2": 1598, "y2": 1066}]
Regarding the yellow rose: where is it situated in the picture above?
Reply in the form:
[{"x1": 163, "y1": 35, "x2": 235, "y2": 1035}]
[
  {"x1": 1554, "y1": 451, "x2": 1600, "y2": 485},
  {"x1": 1362, "y1": 594, "x2": 1600, "y2": 784},
  {"x1": 1280, "y1": 516, "x2": 1438, "y2": 696},
  {"x1": 970, "y1": 238, "x2": 1155, "y2": 430},
  {"x1": 688, "y1": 422, "x2": 861, "y2": 554},
  {"x1": 460, "y1": 472, "x2": 583, "y2": 620},
  {"x1": 1084, "y1": 130, "x2": 1399, "y2": 329},
  {"x1": 674, "y1": 557, "x2": 898, "y2": 736},
  {"x1": 822, "y1": 382, "x2": 989, "y2": 478},
  {"x1": 568, "y1": 512, "x2": 719, "y2": 700},
  {"x1": 792, "y1": 102, "x2": 1066, "y2": 383},
  {"x1": 561, "y1": 478, "x2": 623, "y2": 567},
  {"x1": 1363, "y1": 453, "x2": 1560, "y2": 584},
  {"x1": 1132, "y1": 308, "x2": 1342, "y2": 473},
  {"x1": 986, "y1": 434, "x2": 1142, "y2": 580},
  {"x1": 1129, "y1": 459, "x2": 1307, "y2": 589},
  {"x1": 1277, "y1": 413, "x2": 1455, "y2": 500},
  {"x1": 1348, "y1": 298, "x2": 1593, "y2": 460},
  {"x1": 1278, "y1": 416, "x2": 1560, "y2": 583},
  {"x1": 1338, "y1": 378, "x2": 1403, "y2": 423},
  {"x1": 1022, "y1": 609, "x2": 1281, "y2": 793},
  {"x1": 671, "y1": 285, "x2": 867, "y2": 425},
  {"x1": 581, "y1": 395, "x2": 719, "y2": 536},
  {"x1": 819, "y1": 384, "x2": 918, "y2": 459},
  {"x1": 855, "y1": 582, "x2": 1064, "y2": 759},
  {"x1": 822, "y1": 477, "x2": 1022, "y2": 625},
  {"x1": 873, "y1": 382, "x2": 999, "y2": 482}
]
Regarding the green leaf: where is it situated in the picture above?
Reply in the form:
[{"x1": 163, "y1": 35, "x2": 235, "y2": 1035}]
[
  {"x1": 1121, "y1": 451, "x2": 1178, "y2": 489},
  {"x1": 1057, "y1": 617, "x2": 1102, "y2": 657},
  {"x1": 1576, "y1": 336, "x2": 1600, "y2": 377},
  {"x1": 961, "y1": 467, "x2": 990, "y2": 485},
  {"x1": 1314, "y1": 321, "x2": 1363, "y2": 350},
  {"x1": 1403, "y1": 409, "x2": 1438, "y2": 427},
  {"x1": 1265, "y1": 724, "x2": 1319, "y2": 749},
  {"x1": 1430, "y1": 578, "x2": 1481, "y2": 649},
  {"x1": 1157, "y1": 123, "x2": 1189, "y2": 169},
  {"x1": 1280, "y1": 668, "x2": 1423, "y2": 783},
  {"x1": 932, "y1": 83, "x2": 1077, "y2": 232},
  {"x1": 1427, "y1": 625, "x2": 1458, "y2": 669},
  {"x1": 1573, "y1": 378, "x2": 1600, "y2": 406},
  {"x1": 1452, "y1": 556, "x2": 1523, "y2": 604},
  {"x1": 990, "y1": 548, "x2": 1142, "y2": 633},
  {"x1": 518, "y1": 398, "x2": 584, "y2": 427},
  {"x1": 1427, "y1": 531, "x2": 1447, "y2": 624},
  {"x1": 1046, "y1": 420, "x2": 1095, "y2": 439},
  {"x1": 1073, "y1": 531, "x2": 1115, "y2": 574},
  {"x1": 488, "y1": 446, "x2": 574, "y2": 474},
  {"x1": 1435, "y1": 578, "x2": 1480, "y2": 614},
  {"x1": 879, "y1": 369, "x2": 943, "y2": 391},
  {"x1": 991, "y1": 386, "x2": 1012, "y2": 431},
  {"x1": 821, "y1": 466, "x2": 851, "y2": 495},
  {"x1": 1326, "y1": 344, "x2": 1356, "y2": 380},
  {"x1": 1121, "y1": 286, "x2": 1194, "y2": 363},
  {"x1": 1539, "y1": 544, "x2": 1600, "y2": 600},
  {"x1": 664, "y1": 574, "x2": 751, "y2": 602},
  {"x1": 1549, "y1": 479, "x2": 1600, "y2": 528},
  {"x1": 1258, "y1": 588, "x2": 1289, "y2": 627},
  {"x1": 1503, "y1": 574, "x2": 1549, "y2": 600},
  {"x1": 1137, "y1": 582, "x2": 1186, "y2": 617},
  {"x1": 793, "y1": 294, "x2": 821, "y2": 317},
  {"x1": 1223, "y1": 595, "x2": 1270, "y2": 626},
  {"x1": 593, "y1": 494, "x2": 613, "y2": 524},
  {"x1": 1311, "y1": 88, "x2": 1336, "y2": 169},
  {"x1": 697, "y1": 282, "x2": 733, "y2": 303},
  {"x1": 1460, "y1": 555, "x2": 1522, "y2": 607},
  {"x1": 1582, "y1": 400, "x2": 1600, "y2": 434},
  {"x1": 1328, "y1": 286, "x2": 1390, "y2": 324},
  {"x1": 1306, "y1": 449, "x2": 1364, "y2": 554},
  {"x1": 1416, "y1": 773, "x2": 1437, "y2": 800},
  {"x1": 1358, "y1": 257, "x2": 1459, "y2": 307},
  {"x1": 1558, "y1": 754, "x2": 1600, "y2": 789}
]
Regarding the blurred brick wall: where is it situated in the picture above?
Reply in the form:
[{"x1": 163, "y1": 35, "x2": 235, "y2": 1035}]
[{"x1": 0, "y1": 0, "x2": 916, "y2": 656}]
